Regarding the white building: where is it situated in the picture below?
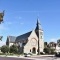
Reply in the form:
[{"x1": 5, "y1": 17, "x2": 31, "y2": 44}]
[
  {"x1": 6, "y1": 36, "x2": 16, "y2": 47},
  {"x1": 55, "y1": 39, "x2": 60, "y2": 53},
  {"x1": 15, "y1": 19, "x2": 44, "y2": 54}
]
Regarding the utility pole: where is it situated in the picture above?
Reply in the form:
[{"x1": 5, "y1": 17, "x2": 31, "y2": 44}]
[{"x1": 0, "y1": 11, "x2": 4, "y2": 41}]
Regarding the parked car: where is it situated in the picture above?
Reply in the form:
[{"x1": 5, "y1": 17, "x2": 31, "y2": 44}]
[
  {"x1": 24, "y1": 53, "x2": 31, "y2": 57},
  {"x1": 55, "y1": 52, "x2": 60, "y2": 57}
]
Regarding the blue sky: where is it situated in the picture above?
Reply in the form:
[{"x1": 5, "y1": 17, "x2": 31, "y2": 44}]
[{"x1": 0, "y1": 0, "x2": 60, "y2": 46}]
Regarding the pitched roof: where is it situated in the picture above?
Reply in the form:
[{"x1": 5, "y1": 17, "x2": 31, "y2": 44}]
[
  {"x1": 7, "y1": 36, "x2": 16, "y2": 43},
  {"x1": 15, "y1": 31, "x2": 32, "y2": 42},
  {"x1": 49, "y1": 42, "x2": 56, "y2": 44}
]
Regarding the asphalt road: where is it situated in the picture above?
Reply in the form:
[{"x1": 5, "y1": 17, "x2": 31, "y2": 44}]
[
  {"x1": 0, "y1": 56, "x2": 60, "y2": 60},
  {"x1": 31, "y1": 56, "x2": 60, "y2": 60},
  {"x1": 0, "y1": 57, "x2": 32, "y2": 60}
]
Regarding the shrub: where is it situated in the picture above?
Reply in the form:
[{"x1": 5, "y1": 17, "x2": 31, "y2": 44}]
[
  {"x1": 44, "y1": 47, "x2": 55, "y2": 54},
  {"x1": 9, "y1": 44, "x2": 18, "y2": 54},
  {"x1": 1, "y1": 45, "x2": 9, "y2": 53}
]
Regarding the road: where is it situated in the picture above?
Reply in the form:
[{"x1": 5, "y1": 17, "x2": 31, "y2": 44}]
[
  {"x1": 0, "y1": 56, "x2": 60, "y2": 60},
  {"x1": 31, "y1": 56, "x2": 60, "y2": 60},
  {"x1": 0, "y1": 57, "x2": 32, "y2": 60}
]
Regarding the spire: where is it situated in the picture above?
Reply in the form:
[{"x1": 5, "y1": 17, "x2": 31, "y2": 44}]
[{"x1": 35, "y1": 18, "x2": 42, "y2": 30}]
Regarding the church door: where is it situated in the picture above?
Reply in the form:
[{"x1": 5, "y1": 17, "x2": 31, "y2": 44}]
[{"x1": 32, "y1": 47, "x2": 36, "y2": 54}]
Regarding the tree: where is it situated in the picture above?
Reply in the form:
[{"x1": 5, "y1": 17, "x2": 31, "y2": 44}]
[
  {"x1": 44, "y1": 42, "x2": 48, "y2": 48},
  {"x1": 9, "y1": 44, "x2": 18, "y2": 54},
  {"x1": 44, "y1": 47, "x2": 55, "y2": 54},
  {"x1": 44, "y1": 47, "x2": 50, "y2": 54},
  {"x1": 50, "y1": 48, "x2": 55, "y2": 54},
  {"x1": 0, "y1": 11, "x2": 4, "y2": 24},
  {"x1": 1, "y1": 45, "x2": 9, "y2": 53}
]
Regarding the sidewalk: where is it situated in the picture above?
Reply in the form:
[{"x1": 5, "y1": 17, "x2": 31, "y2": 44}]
[
  {"x1": 0, "y1": 55, "x2": 55, "y2": 57},
  {"x1": 0, "y1": 55, "x2": 23, "y2": 58},
  {"x1": 32, "y1": 54, "x2": 54, "y2": 56}
]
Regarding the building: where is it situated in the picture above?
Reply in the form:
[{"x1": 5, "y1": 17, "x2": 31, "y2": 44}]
[
  {"x1": 6, "y1": 36, "x2": 16, "y2": 47},
  {"x1": 55, "y1": 39, "x2": 60, "y2": 52},
  {"x1": 48, "y1": 42, "x2": 56, "y2": 49},
  {"x1": 15, "y1": 19, "x2": 44, "y2": 54},
  {"x1": 57, "y1": 39, "x2": 60, "y2": 47}
]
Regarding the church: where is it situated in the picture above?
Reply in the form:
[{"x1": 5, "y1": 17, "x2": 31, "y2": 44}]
[{"x1": 15, "y1": 19, "x2": 44, "y2": 54}]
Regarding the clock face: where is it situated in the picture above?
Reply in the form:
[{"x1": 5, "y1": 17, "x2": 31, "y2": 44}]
[{"x1": 31, "y1": 38, "x2": 37, "y2": 46}]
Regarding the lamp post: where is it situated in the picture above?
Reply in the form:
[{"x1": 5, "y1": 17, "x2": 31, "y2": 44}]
[{"x1": 0, "y1": 11, "x2": 4, "y2": 41}]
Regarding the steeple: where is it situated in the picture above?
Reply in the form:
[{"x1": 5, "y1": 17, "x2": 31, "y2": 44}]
[
  {"x1": 35, "y1": 18, "x2": 43, "y2": 55},
  {"x1": 35, "y1": 18, "x2": 42, "y2": 31}
]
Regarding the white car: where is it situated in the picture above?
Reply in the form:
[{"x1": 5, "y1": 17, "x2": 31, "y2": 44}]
[{"x1": 24, "y1": 53, "x2": 32, "y2": 57}]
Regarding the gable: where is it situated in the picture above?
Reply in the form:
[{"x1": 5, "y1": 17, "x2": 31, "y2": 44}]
[{"x1": 28, "y1": 30, "x2": 38, "y2": 40}]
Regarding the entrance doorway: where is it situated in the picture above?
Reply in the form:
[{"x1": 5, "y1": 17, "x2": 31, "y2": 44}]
[{"x1": 32, "y1": 47, "x2": 36, "y2": 54}]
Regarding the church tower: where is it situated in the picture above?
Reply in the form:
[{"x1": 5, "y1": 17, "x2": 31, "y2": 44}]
[{"x1": 35, "y1": 18, "x2": 44, "y2": 54}]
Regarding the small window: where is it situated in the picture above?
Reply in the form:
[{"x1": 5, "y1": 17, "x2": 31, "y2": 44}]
[
  {"x1": 30, "y1": 49, "x2": 31, "y2": 52},
  {"x1": 58, "y1": 44, "x2": 60, "y2": 47},
  {"x1": 37, "y1": 49, "x2": 38, "y2": 52},
  {"x1": 41, "y1": 36, "x2": 42, "y2": 39},
  {"x1": 40, "y1": 32, "x2": 43, "y2": 35}
]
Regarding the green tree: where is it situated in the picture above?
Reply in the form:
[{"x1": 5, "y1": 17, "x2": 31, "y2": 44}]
[
  {"x1": 50, "y1": 48, "x2": 55, "y2": 54},
  {"x1": 9, "y1": 44, "x2": 18, "y2": 54},
  {"x1": 1, "y1": 45, "x2": 9, "y2": 53},
  {"x1": 44, "y1": 47, "x2": 51, "y2": 54},
  {"x1": 44, "y1": 47, "x2": 55, "y2": 54},
  {"x1": 44, "y1": 42, "x2": 48, "y2": 48}
]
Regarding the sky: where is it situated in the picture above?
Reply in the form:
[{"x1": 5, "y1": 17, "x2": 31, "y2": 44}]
[{"x1": 0, "y1": 0, "x2": 60, "y2": 46}]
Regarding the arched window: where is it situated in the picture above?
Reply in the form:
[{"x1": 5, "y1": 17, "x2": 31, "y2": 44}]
[{"x1": 30, "y1": 49, "x2": 31, "y2": 52}]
